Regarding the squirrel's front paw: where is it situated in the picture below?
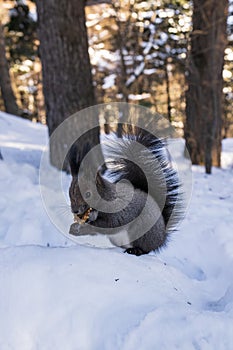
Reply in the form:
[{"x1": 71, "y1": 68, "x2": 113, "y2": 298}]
[
  {"x1": 69, "y1": 223, "x2": 82, "y2": 236},
  {"x1": 69, "y1": 222, "x2": 97, "y2": 236}
]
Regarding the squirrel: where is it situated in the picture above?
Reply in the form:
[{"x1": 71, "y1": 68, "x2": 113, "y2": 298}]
[{"x1": 68, "y1": 125, "x2": 183, "y2": 256}]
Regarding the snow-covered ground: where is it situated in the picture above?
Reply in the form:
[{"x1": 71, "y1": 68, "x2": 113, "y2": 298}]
[{"x1": 0, "y1": 111, "x2": 233, "y2": 350}]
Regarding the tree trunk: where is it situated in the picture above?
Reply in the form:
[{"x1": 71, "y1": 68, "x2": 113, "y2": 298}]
[
  {"x1": 114, "y1": 12, "x2": 129, "y2": 103},
  {"x1": 36, "y1": 0, "x2": 100, "y2": 170},
  {"x1": 165, "y1": 58, "x2": 172, "y2": 123},
  {"x1": 86, "y1": 0, "x2": 111, "y2": 5},
  {"x1": 0, "y1": 21, "x2": 19, "y2": 116},
  {"x1": 185, "y1": 0, "x2": 228, "y2": 174}
]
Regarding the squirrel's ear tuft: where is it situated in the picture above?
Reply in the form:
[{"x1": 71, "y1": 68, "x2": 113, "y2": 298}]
[
  {"x1": 95, "y1": 169, "x2": 104, "y2": 187},
  {"x1": 67, "y1": 143, "x2": 77, "y2": 176},
  {"x1": 68, "y1": 142, "x2": 92, "y2": 176}
]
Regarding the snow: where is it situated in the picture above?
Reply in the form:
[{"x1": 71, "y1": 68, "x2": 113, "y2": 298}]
[
  {"x1": 88, "y1": 47, "x2": 119, "y2": 71},
  {"x1": 126, "y1": 62, "x2": 145, "y2": 86},
  {"x1": 128, "y1": 93, "x2": 151, "y2": 101},
  {"x1": 0, "y1": 111, "x2": 233, "y2": 349},
  {"x1": 144, "y1": 68, "x2": 156, "y2": 75},
  {"x1": 102, "y1": 74, "x2": 116, "y2": 89}
]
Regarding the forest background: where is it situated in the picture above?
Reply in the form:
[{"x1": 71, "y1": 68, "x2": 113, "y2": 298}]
[{"x1": 0, "y1": 0, "x2": 232, "y2": 173}]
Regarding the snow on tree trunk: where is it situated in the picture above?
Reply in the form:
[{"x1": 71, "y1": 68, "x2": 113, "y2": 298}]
[{"x1": 185, "y1": 0, "x2": 228, "y2": 174}]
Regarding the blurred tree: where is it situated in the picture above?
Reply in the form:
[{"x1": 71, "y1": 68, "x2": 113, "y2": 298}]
[
  {"x1": 0, "y1": 20, "x2": 19, "y2": 116},
  {"x1": 223, "y1": 0, "x2": 233, "y2": 138},
  {"x1": 87, "y1": 0, "x2": 190, "y2": 123},
  {"x1": 4, "y1": 0, "x2": 41, "y2": 121},
  {"x1": 223, "y1": 45, "x2": 233, "y2": 138},
  {"x1": 6, "y1": 1, "x2": 37, "y2": 62},
  {"x1": 86, "y1": 0, "x2": 111, "y2": 4},
  {"x1": 185, "y1": 0, "x2": 228, "y2": 174},
  {"x1": 36, "y1": 0, "x2": 101, "y2": 170}
]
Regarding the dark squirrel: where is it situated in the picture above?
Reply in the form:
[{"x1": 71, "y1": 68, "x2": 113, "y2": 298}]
[{"x1": 68, "y1": 126, "x2": 183, "y2": 256}]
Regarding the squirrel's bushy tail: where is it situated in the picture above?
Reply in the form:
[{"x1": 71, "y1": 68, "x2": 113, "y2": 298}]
[{"x1": 103, "y1": 125, "x2": 183, "y2": 232}]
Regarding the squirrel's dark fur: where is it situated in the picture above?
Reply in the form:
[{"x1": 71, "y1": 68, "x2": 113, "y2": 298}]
[{"x1": 68, "y1": 125, "x2": 182, "y2": 256}]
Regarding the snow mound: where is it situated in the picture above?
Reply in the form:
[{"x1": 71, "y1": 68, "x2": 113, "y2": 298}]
[{"x1": 0, "y1": 111, "x2": 233, "y2": 349}]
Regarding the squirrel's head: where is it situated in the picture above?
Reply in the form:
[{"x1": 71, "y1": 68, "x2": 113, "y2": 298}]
[
  {"x1": 68, "y1": 140, "x2": 102, "y2": 223},
  {"x1": 69, "y1": 176, "x2": 99, "y2": 223},
  {"x1": 68, "y1": 138, "x2": 116, "y2": 223}
]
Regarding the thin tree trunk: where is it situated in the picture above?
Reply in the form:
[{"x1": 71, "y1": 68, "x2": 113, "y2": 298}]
[
  {"x1": 115, "y1": 17, "x2": 129, "y2": 103},
  {"x1": 36, "y1": 0, "x2": 100, "y2": 170},
  {"x1": 165, "y1": 58, "x2": 172, "y2": 123},
  {"x1": 0, "y1": 21, "x2": 19, "y2": 116},
  {"x1": 185, "y1": 0, "x2": 228, "y2": 174}
]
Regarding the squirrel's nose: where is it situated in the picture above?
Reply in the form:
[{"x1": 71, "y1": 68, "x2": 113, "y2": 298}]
[{"x1": 72, "y1": 204, "x2": 88, "y2": 215}]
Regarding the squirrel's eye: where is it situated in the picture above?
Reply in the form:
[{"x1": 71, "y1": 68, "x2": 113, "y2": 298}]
[{"x1": 85, "y1": 191, "x2": 91, "y2": 199}]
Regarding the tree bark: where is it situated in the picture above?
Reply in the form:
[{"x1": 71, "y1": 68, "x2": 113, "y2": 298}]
[
  {"x1": 0, "y1": 21, "x2": 19, "y2": 116},
  {"x1": 165, "y1": 58, "x2": 172, "y2": 123},
  {"x1": 86, "y1": 0, "x2": 111, "y2": 5},
  {"x1": 185, "y1": 0, "x2": 228, "y2": 174},
  {"x1": 36, "y1": 0, "x2": 100, "y2": 170}
]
